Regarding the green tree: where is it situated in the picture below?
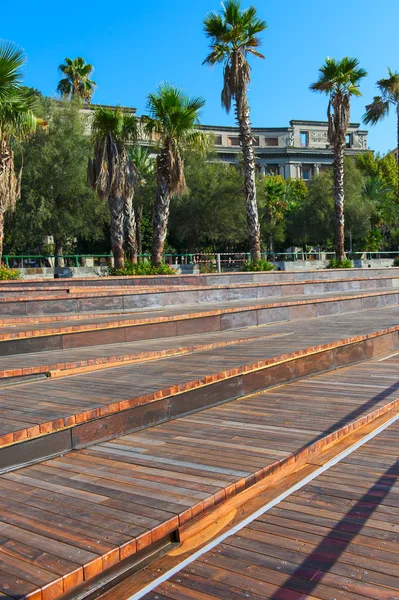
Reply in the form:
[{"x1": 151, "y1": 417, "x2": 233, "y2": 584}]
[
  {"x1": 0, "y1": 42, "x2": 39, "y2": 262},
  {"x1": 6, "y1": 99, "x2": 107, "y2": 261},
  {"x1": 203, "y1": 0, "x2": 267, "y2": 261},
  {"x1": 287, "y1": 159, "x2": 375, "y2": 251},
  {"x1": 363, "y1": 69, "x2": 399, "y2": 201},
  {"x1": 310, "y1": 57, "x2": 367, "y2": 261},
  {"x1": 57, "y1": 57, "x2": 96, "y2": 103},
  {"x1": 168, "y1": 149, "x2": 247, "y2": 252},
  {"x1": 144, "y1": 83, "x2": 206, "y2": 266},
  {"x1": 88, "y1": 106, "x2": 138, "y2": 268}
]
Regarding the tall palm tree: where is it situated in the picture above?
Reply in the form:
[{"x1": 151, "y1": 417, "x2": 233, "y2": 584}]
[
  {"x1": 88, "y1": 107, "x2": 138, "y2": 268},
  {"x1": 0, "y1": 41, "x2": 39, "y2": 262},
  {"x1": 310, "y1": 57, "x2": 367, "y2": 262},
  {"x1": 144, "y1": 84, "x2": 206, "y2": 267},
  {"x1": 57, "y1": 57, "x2": 96, "y2": 103},
  {"x1": 203, "y1": 0, "x2": 267, "y2": 262},
  {"x1": 363, "y1": 69, "x2": 399, "y2": 202},
  {"x1": 128, "y1": 146, "x2": 154, "y2": 259}
]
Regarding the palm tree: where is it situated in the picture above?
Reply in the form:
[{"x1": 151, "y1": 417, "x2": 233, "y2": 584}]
[
  {"x1": 88, "y1": 107, "x2": 138, "y2": 268},
  {"x1": 129, "y1": 146, "x2": 154, "y2": 259},
  {"x1": 363, "y1": 69, "x2": 399, "y2": 202},
  {"x1": 57, "y1": 57, "x2": 96, "y2": 103},
  {"x1": 203, "y1": 0, "x2": 267, "y2": 262},
  {"x1": 0, "y1": 41, "x2": 39, "y2": 262},
  {"x1": 144, "y1": 84, "x2": 206, "y2": 267},
  {"x1": 310, "y1": 57, "x2": 367, "y2": 262}
]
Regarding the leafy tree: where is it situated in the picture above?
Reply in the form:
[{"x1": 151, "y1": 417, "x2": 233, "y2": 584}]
[
  {"x1": 203, "y1": 0, "x2": 267, "y2": 261},
  {"x1": 0, "y1": 42, "x2": 39, "y2": 262},
  {"x1": 256, "y1": 175, "x2": 308, "y2": 252},
  {"x1": 143, "y1": 83, "x2": 206, "y2": 266},
  {"x1": 287, "y1": 159, "x2": 375, "y2": 251},
  {"x1": 57, "y1": 57, "x2": 96, "y2": 103},
  {"x1": 88, "y1": 106, "x2": 138, "y2": 268},
  {"x1": 168, "y1": 149, "x2": 247, "y2": 252},
  {"x1": 310, "y1": 57, "x2": 367, "y2": 261},
  {"x1": 6, "y1": 99, "x2": 108, "y2": 260},
  {"x1": 363, "y1": 69, "x2": 399, "y2": 201}
]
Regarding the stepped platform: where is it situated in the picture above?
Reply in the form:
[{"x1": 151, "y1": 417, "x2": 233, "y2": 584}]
[
  {"x1": 136, "y1": 411, "x2": 399, "y2": 600},
  {"x1": 1, "y1": 306, "x2": 399, "y2": 471},
  {"x1": 1, "y1": 268, "x2": 399, "y2": 598},
  {"x1": 0, "y1": 273, "x2": 399, "y2": 316},
  {"x1": 1, "y1": 266, "x2": 398, "y2": 289},
  {"x1": 1, "y1": 287, "x2": 399, "y2": 357},
  {"x1": 0, "y1": 352, "x2": 398, "y2": 599}
]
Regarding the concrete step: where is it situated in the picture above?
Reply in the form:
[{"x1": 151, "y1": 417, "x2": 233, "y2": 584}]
[
  {"x1": 1, "y1": 266, "x2": 398, "y2": 289},
  {"x1": 1, "y1": 274, "x2": 399, "y2": 316}
]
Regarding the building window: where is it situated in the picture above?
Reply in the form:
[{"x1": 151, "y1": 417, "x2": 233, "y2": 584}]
[
  {"x1": 228, "y1": 136, "x2": 240, "y2": 146},
  {"x1": 300, "y1": 132, "x2": 309, "y2": 147},
  {"x1": 253, "y1": 136, "x2": 260, "y2": 146},
  {"x1": 213, "y1": 135, "x2": 222, "y2": 145},
  {"x1": 346, "y1": 133, "x2": 352, "y2": 148},
  {"x1": 302, "y1": 169, "x2": 310, "y2": 180},
  {"x1": 265, "y1": 137, "x2": 278, "y2": 147}
]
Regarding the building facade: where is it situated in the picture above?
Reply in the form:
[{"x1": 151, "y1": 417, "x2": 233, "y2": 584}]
[
  {"x1": 81, "y1": 106, "x2": 369, "y2": 181},
  {"x1": 200, "y1": 120, "x2": 369, "y2": 180}
]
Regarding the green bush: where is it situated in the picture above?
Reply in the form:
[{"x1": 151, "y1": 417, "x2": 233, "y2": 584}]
[
  {"x1": 393, "y1": 256, "x2": 399, "y2": 267},
  {"x1": 327, "y1": 258, "x2": 353, "y2": 269},
  {"x1": 0, "y1": 266, "x2": 20, "y2": 280},
  {"x1": 242, "y1": 259, "x2": 275, "y2": 272},
  {"x1": 199, "y1": 261, "x2": 217, "y2": 274},
  {"x1": 109, "y1": 260, "x2": 175, "y2": 276}
]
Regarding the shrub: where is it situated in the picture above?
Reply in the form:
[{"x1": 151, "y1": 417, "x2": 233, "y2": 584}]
[
  {"x1": 327, "y1": 258, "x2": 353, "y2": 269},
  {"x1": 0, "y1": 265, "x2": 20, "y2": 280},
  {"x1": 242, "y1": 259, "x2": 275, "y2": 272},
  {"x1": 109, "y1": 260, "x2": 175, "y2": 276},
  {"x1": 199, "y1": 261, "x2": 217, "y2": 274},
  {"x1": 393, "y1": 256, "x2": 399, "y2": 267}
]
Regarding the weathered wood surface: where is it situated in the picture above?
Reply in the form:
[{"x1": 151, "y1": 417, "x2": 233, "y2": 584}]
[
  {"x1": 146, "y1": 412, "x2": 399, "y2": 600},
  {"x1": 0, "y1": 307, "x2": 398, "y2": 448},
  {"x1": 0, "y1": 352, "x2": 399, "y2": 598}
]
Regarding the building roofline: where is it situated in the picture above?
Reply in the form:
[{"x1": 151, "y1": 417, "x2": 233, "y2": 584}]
[{"x1": 290, "y1": 119, "x2": 361, "y2": 128}]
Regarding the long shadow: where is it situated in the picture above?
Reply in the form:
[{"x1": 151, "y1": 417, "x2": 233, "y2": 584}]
[
  {"x1": 301, "y1": 377, "x2": 399, "y2": 450},
  {"x1": 269, "y1": 457, "x2": 399, "y2": 599}
]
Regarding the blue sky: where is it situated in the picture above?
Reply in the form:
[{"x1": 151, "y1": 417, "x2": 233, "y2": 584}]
[{"x1": 4, "y1": 0, "x2": 398, "y2": 154}]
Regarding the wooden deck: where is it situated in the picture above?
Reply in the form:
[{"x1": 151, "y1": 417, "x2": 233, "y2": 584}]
[
  {"x1": 143, "y1": 412, "x2": 399, "y2": 600},
  {"x1": 0, "y1": 351, "x2": 398, "y2": 598},
  {"x1": 1, "y1": 306, "x2": 399, "y2": 459}
]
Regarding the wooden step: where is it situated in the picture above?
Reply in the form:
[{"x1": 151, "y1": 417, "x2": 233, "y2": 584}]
[
  {"x1": 0, "y1": 351, "x2": 398, "y2": 600},
  {"x1": 0, "y1": 316, "x2": 397, "y2": 472},
  {"x1": 1, "y1": 287, "x2": 398, "y2": 355}
]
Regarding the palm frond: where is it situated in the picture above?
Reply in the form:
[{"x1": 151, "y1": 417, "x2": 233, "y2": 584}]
[{"x1": 363, "y1": 96, "x2": 390, "y2": 125}]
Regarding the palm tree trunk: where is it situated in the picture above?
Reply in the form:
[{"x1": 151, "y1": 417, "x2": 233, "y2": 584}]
[
  {"x1": 123, "y1": 195, "x2": 137, "y2": 264},
  {"x1": 333, "y1": 142, "x2": 346, "y2": 262},
  {"x1": 235, "y1": 90, "x2": 261, "y2": 262},
  {"x1": 108, "y1": 195, "x2": 125, "y2": 269},
  {"x1": 396, "y1": 105, "x2": 399, "y2": 204},
  {"x1": 151, "y1": 155, "x2": 170, "y2": 267},
  {"x1": 136, "y1": 202, "x2": 143, "y2": 261},
  {"x1": 0, "y1": 210, "x2": 4, "y2": 265}
]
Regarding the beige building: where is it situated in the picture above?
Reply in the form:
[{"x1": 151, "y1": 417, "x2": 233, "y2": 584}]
[
  {"x1": 200, "y1": 120, "x2": 369, "y2": 180},
  {"x1": 81, "y1": 106, "x2": 369, "y2": 181}
]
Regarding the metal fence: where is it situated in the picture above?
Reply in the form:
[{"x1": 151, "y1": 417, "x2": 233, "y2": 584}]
[{"x1": 3, "y1": 250, "x2": 399, "y2": 272}]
